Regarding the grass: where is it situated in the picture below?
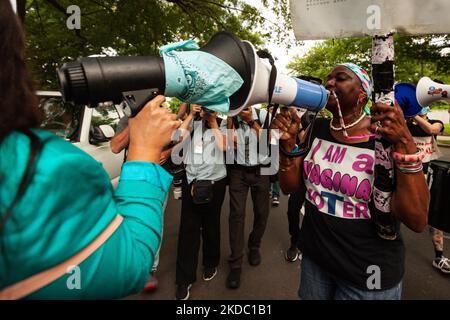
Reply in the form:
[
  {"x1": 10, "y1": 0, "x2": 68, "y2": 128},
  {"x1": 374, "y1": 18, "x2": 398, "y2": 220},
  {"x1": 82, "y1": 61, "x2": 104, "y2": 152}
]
[
  {"x1": 445, "y1": 124, "x2": 450, "y2": 135},
  {"x1": 437, "y1": 139, "x2": 450, "y2": 145},
  {"x1": 430, "y1": 103, "x2": 450, "y2": 111}
]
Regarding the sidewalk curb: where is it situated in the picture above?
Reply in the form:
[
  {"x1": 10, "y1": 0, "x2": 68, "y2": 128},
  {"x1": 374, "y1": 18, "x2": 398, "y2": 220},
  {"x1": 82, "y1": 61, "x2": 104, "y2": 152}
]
[
  {"x1": 437, "y1": 143, "x2": 450, "y2": 148},
  {"x1": 437, "y1": 134, "x2": 450, "y2": 148}
]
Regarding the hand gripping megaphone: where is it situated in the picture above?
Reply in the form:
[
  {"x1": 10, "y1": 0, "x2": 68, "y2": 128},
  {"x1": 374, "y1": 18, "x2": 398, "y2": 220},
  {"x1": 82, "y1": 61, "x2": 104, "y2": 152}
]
[
  {"x1": 57, "y1": 31, "x2": 328, "y2": 116},
  {"x1": 416, "y1": 77, "x2": 450, "y2": 107}
]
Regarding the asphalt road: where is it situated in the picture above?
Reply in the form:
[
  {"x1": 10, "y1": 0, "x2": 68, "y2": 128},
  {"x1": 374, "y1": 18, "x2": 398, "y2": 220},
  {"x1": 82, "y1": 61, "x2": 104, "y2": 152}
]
[{"x1": 128, "y1": 146, "x2": 450, "y2": 300}]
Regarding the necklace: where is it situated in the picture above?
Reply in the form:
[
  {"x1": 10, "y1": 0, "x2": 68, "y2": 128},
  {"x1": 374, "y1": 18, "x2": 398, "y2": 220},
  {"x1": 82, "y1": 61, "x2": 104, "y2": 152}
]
[
  {"x1": 329, "y1": 90, "x2": 375, "y2": 141},
  {"x1": 329, "y1": 112, "x2": 366, "y2": 131}
]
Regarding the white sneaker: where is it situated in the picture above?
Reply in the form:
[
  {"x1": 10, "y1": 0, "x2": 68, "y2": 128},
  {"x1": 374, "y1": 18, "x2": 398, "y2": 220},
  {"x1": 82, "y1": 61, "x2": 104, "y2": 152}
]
[
  {"x1": 173, "y1": 187, "x2": 182, "y2": 199},
  {"x1": 432, "y1": 256, "x2": 450, "y2": 274},
  {"x1": 203, "y1": 267, "x2": 218, "y2": 281},
  {"x1": 272, "y1": 197, "x2": 280, "y2": 207},
  {"x1": 175, "y1": 284, "x2": 192, "y2": 300}
]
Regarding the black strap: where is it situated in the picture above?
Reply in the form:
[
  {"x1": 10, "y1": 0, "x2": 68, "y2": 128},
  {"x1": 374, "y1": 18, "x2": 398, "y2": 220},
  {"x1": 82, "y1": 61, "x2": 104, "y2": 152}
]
[
  {"x1": 257, "y1": 50, "x2": 277, "y2": 110},
  {"x1": 0, "y1": 129, "x2": 43, "y2": 232},
  {"x1": 123, "y1": 147, "x2": 128, "y2": 162},
  {"x1": 256, "y1": 50, "x2": 279, "y2": 155}
]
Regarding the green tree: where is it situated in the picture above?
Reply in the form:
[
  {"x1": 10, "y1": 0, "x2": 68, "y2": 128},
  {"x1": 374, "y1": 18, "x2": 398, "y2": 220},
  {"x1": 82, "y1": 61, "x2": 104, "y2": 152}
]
[
  {"x1": 21, "y1": 0, "x2": 292, "y2": 89},
  {"x1": 287, "y1": 34, "x2": 450, "y2": 85},
  {"x1": 168, "y1": 97, "x2": 183, "y2": 114}
]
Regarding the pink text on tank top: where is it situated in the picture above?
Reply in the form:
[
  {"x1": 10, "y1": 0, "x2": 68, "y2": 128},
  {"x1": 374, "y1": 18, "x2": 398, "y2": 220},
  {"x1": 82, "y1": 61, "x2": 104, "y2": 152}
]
[{"x1": 303, "y1": 139, "x2": 375, "y2": 219}]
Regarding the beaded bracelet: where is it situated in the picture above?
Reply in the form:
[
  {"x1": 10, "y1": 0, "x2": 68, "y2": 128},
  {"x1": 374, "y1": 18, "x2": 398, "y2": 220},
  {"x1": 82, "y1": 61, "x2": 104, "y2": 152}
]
[
  {"x1": 396, "y1": 161, "x2": 422, "y2": 169},
  {"x1": 396, "y1": 163, "x2": 423, "y2": 174},
  {"x1": 391, "y1": 148, "x2": 425, "y2": 163},
  {"x1": 395, "y1": 159, "x2": 423, "y2": 174}
]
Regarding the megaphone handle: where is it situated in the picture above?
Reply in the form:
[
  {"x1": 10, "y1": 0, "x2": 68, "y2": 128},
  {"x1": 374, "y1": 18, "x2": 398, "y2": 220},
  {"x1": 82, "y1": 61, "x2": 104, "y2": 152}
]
[{"x1": 122, "y1": 88, "x2": 160, "y2": 117}]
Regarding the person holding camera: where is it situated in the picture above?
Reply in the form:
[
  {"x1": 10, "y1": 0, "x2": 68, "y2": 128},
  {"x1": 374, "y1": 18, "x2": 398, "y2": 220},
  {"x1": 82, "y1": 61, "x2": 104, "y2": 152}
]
[
  {"x1": 0, "y1": 1, "x2": 179, "y2": 299},
  {"x1": 224, "y1": 105, "x2": 271, "y2": 289},
  {"x1": 271, "y1": 63, "x2": 429, "y2": 300},
  {"x1": 174, "y1": 105, "x2": 227, "y2": 300}
]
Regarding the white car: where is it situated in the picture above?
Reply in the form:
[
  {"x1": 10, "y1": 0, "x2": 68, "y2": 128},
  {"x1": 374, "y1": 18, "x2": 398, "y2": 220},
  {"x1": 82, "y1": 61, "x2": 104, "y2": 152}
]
[{"x1": 37, "y1": 91, "x2": 125, "y2": 188}]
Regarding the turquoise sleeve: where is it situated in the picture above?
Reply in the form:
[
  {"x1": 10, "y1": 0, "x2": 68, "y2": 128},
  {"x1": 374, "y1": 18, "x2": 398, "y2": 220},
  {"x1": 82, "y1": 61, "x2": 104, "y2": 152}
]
[
  {"x1": 113, "y1": 161, "x2": 172, "y2": 280},
  {"x1": 27, "y1": 161, "x2": 172, "y2": 299},
  {"x1": 1, "y1": 131, "x2": 173, "y2": 299}
]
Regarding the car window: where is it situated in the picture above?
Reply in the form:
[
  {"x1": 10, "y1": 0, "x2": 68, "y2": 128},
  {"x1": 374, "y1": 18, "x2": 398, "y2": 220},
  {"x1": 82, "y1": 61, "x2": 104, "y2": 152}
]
[
  {"x1": 89, "y1": 102, "x2": 122, "y2": 144},
  {"x1": 38, "y1": 96, "x2": 81, "y2": 142},
  {"x1": 92, "y1": 102, "x2": 121, "y2": 130}
]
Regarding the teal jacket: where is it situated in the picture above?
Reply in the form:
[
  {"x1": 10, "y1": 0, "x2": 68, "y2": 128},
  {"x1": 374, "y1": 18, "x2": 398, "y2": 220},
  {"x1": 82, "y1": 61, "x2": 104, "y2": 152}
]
[{"x1": 0, "y1": 130, "x2": 172, "y2": 299}]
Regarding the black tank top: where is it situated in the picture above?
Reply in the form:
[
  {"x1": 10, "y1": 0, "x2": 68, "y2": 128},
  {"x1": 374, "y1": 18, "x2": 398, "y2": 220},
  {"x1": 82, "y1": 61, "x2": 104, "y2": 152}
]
[{"x1": 298, "y1": 118, "x2": 405, "y2": 290}]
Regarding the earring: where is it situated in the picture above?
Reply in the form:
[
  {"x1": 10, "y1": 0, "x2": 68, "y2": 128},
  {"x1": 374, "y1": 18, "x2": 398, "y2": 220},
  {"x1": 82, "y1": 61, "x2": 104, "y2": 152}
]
[{"x1": 358, "y1": 92, "x2": 367, "y2": 104}]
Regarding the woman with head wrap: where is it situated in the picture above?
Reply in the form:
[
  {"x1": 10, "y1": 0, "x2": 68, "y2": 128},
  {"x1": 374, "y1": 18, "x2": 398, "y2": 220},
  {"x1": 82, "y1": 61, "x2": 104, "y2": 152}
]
[{"x1": 271, "y1": 63, "x2": 429, "y2": 300}]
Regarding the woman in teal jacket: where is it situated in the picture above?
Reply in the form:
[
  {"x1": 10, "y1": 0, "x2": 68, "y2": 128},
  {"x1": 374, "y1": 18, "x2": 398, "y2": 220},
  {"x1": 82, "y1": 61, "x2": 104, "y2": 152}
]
[{"x1": 0, "y1": 1, "x2": 179, "y2": 299}]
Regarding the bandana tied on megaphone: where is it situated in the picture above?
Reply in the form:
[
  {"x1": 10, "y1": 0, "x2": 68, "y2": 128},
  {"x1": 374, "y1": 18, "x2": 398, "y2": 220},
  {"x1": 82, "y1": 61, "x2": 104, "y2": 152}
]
[{"x1": 160, "y1": 39, "x2": 244, "y2": 113}]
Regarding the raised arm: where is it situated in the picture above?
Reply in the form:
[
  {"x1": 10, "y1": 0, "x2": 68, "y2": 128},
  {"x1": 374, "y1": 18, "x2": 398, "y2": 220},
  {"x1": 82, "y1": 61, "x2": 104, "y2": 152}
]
[
  {"x1": 111, "y1": 125, "x2": 130, "y2": 154},
  {"x1": 371, "y1": 102, "x2": 429, "y2": 232},
  {"x1": 204, "y1": 112, "x2": 227, "y2": 151},
  {"x1": 413, "y1": 116, "x2": 444, "y2": 136},
  {"x1": 270, "y1": 108, "x2": 306, "y2": 195}
]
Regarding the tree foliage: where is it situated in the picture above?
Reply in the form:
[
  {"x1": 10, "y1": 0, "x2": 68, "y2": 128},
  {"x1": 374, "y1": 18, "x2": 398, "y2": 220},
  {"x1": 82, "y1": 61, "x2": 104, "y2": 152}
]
[
  {"x1": 21, "y1": 0, "x2": 292, "y2": 89},
  {"x1": 287, "y1": 34, "x2": 450, "y2": 85}
]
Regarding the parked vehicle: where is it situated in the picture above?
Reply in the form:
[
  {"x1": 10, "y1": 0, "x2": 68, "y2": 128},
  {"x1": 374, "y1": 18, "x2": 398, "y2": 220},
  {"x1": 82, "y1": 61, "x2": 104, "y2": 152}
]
[{"x1": 37, "y1": 91, "x2": 125, "y2": 187}]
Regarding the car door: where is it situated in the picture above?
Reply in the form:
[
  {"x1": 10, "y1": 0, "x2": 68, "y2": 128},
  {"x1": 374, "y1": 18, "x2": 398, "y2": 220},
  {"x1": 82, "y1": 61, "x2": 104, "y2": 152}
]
[
  {"x1": 38, "y1": 92, "x2": 124, "y2": 188},
  {"x1": 74, "y1": 102, "x2": 125, "y2": 189}
]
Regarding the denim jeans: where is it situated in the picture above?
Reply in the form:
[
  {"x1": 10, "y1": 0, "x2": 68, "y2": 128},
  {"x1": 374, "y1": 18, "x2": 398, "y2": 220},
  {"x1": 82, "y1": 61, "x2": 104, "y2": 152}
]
[
  {"x1": 270, "y1": 181, "x2": 280, "y2": 198},
  {"x1": 299, "y1": 255, "x2": 402, "y2": 300}
]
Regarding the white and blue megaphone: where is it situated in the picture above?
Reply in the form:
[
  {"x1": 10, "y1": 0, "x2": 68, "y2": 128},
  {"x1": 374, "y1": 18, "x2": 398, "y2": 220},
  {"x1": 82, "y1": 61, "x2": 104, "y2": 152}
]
[
  {"x1": 227, "y1": 37, "x2": 329, "y2": 116},
  {"x1": 416, "y1": 77, "x2": 450, "y2": 107},
  {"x1": 394, "y1": 77, "x2": 450, "y2": 118},
  {"x1": 58, "y1": 31, "x2": 329, "y2": 116}
]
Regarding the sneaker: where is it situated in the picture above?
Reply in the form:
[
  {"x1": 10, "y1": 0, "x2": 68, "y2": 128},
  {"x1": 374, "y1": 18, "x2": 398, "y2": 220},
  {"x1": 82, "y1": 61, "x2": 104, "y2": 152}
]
[
  {"x1": 203, "y1": 267, "x2": 218, "y2": 281},
  {"x1": 272, "y1": 197, "x2": 280, "y2": 207},
  {"x1": 248, "y1": 248, "x2": 261, "y2": 266},
  {"x1": 141, "y1": 272, "x2": 158, "y2": 293},
  {"x1": 175, "y1": 284, "x2": 192, "y2": 300},
  {"x1": 432, "y1": 256, "x2": 450, "y2": 274},
  {"x1": 226, "y1": 269, "x2": 241, "y2": 289},
  {"x1": 285, "y1": 245, "x2": 299, "y2": 262},
  {"x1": 173, "y1": 186, "x2": 182, "y2": 200}
]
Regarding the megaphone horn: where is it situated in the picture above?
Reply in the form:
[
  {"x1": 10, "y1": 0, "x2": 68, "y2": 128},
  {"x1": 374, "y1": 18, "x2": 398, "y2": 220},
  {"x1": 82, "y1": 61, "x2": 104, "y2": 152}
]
[
  {"x1": 238, "y1": 40, "x2": 328, "y2": 116},
  {"x1": 416, "y1": 77, "x2": 450, "y2": 107}
]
